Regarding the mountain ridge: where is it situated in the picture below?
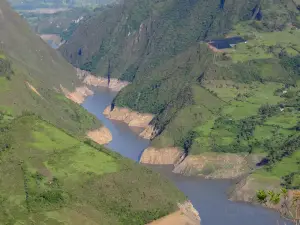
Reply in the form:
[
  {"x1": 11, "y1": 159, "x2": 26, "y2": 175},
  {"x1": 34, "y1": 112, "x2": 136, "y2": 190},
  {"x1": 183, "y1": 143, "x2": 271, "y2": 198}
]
[
  {"x1": 60, "y1": 0, "x2": 300, "y2": 204},
  {"x1": 0, "y1": 2, "x2": 191, "y2": 224}
]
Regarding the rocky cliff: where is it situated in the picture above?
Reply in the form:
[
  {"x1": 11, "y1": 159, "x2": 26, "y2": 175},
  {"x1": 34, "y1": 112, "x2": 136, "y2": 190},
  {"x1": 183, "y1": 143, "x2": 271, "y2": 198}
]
[
  {"x1": 61, "y1": 84, "x2": 113, "y2": 144},
  {"x1": 103, "y1": 106, "x2": 157, "y2": 139},
  {"x1": 228, "y1": 174, "x2": 300, "y2": 217},
  {"x1": 173, "y1": 153, "x2": 250, "y2": 179},
  {"x1": 61, "y1": 85, "x2": 94, "y2": 104},
  {"x1": 140, "y1": 147, "x2": 184, "y2": 165},
  {"x1": 76, "y1": 68, "x2": 129, "y2": 92},
  {"x1": 140, "y1": 147, "x2": 251, "y2": 179},
  {"x1": 87, "y1": 127, "x2": 113, "y2": 145}
]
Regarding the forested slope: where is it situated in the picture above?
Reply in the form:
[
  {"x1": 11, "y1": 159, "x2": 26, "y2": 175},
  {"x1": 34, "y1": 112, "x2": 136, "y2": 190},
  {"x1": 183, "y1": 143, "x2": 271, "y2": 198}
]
[
  {"x1": 60, "y1": 0, "x2": 300, "y2": 187},
  {"x1": 0, "y1": 2, "x2": 187, "y2": 224}
]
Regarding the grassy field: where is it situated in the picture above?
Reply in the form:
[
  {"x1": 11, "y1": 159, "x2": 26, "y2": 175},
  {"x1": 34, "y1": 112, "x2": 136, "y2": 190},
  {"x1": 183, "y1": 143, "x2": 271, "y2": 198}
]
[
  {"x1": 224, "y1": 25, "x2": 300, "y2": 62},
  {"x1": 0, "y1": 115, "x2": 186, "y2": 224}
]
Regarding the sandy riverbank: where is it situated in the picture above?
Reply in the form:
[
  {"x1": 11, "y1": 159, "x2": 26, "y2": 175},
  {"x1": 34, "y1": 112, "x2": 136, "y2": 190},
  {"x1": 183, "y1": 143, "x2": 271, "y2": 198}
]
[{"x1": 147, "y1": 201, "x2": 201, "y2": 225}]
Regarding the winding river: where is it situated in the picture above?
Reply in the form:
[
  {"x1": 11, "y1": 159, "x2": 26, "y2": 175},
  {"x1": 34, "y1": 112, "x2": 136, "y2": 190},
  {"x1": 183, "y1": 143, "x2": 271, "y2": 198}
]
[{"x1": 82, "y1": 87, "x2": 291, "y2": 225}]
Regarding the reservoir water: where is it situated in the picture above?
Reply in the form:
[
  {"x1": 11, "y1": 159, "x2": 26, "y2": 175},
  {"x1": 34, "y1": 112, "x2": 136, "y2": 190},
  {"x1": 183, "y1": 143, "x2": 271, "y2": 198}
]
[{"x1": 82, "y1": 87, "x2": 291, "y2": 225}]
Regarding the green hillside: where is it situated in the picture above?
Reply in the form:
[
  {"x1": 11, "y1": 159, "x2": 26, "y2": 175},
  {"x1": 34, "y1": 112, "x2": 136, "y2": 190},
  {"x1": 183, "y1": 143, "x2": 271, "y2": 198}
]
[
  {"x1": 0, "y1": 0, "x2": 99, "y2": 135},
  {"x1": 0, "y1": 114, "x2": 185, "y2": 224},
  {"x1": 0, "y1": 1, "x2": 186, "y2": 224},
  {"x1": 60, "y1": 0, "x2": 300, "y2": 187}
]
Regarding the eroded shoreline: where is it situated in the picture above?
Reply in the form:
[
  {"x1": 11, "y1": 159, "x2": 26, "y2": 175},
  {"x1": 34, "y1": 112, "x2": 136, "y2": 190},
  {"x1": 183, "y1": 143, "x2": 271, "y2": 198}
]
[
  {"x1": 63, "y1": 68, "x2": 293, "y2": 224},
  {"x1": 79, "y1": 79, "x2": 293, "y2": 225},
  {"x1": 147, "y1": 201, "x2": 201, "y2": 225},
  {"x1": 62, "y1": 70, "x2": 201, "y2": 224},
  {"x1": 103, "y1": 106, "x2": 157, "y2": 139}
]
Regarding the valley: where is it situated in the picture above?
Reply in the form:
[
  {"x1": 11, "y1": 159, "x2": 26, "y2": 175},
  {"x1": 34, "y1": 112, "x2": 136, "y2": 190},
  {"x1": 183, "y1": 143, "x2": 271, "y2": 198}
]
[
  {"x1": 58, "y1": 0, "x2": 300, "y2": 222},
  {"x1": 2, "y1": 0, "x2": 300, "y2": 223},
  {"x1": 0, "y1": 1, "x2": 192, "y2": 224},
  {"x1": 81, "y1": 85, "x2": 292, "y2": 225}
]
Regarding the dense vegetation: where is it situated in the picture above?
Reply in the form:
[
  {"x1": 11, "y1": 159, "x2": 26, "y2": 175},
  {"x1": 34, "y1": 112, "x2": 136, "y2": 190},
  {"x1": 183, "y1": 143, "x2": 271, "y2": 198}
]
[
  {"x1": 60, "y1": 0, "x2": 300, "y2": 187},
  {"x1": 0, "y1": 1, "x2": 186, "y2": 224},
  {"x1": 0, "y1": 114, "x2": 185, "y2": 224}
]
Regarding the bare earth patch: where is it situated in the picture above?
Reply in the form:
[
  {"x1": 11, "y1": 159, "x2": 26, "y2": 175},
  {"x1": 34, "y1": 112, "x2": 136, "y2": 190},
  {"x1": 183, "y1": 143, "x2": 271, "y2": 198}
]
[
  {"x1": 60, "y1": 85, "x2": 93, "y2": 104},
  {"x1": 207, "y1": 43, "x2": 224, "y2": 53},
  {"x1": 148, "y1": 201, "x2": 201, "y2": 225},
  {"x1": 77, "y1": 68, "x2": 129, "y2": 92},
  {"x1": 87, "y1": 127, "x2": 112, "y2": 145},
  {"x1": 140, "y1": 147, "x2": 184, "y2": 165},
  {"x1": 173, "y1": 153, "x2": 249, "y2": 179},
  {"x1": 103, "y1": 106, "x2": 156, "y2": 139},
  {"x1": 25, "y1": 81, "x2": 42, "y2": 98},
  {"x1": 140, "y1": 147, "x2": 250, "y2": 179}
]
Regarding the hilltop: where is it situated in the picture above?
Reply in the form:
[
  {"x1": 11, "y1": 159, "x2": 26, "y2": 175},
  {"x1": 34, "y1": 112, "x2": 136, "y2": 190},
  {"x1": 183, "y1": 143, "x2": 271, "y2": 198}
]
[
  {"x1": 60, "y1": 0, "x2": 300, "y2": 201},
  {"x1": 0, "y1": 1, "x2": 189, "y2": 224}
]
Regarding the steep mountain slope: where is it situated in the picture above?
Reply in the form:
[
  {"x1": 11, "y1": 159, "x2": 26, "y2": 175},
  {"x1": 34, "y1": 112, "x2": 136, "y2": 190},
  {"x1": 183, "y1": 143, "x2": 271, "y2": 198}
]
[
  {"x1": 60, "y1": 0, "x2": 300, "y2": 192},
  {"x1": 0, "y1": 114, "x2": 186, "y2": 225},
  {"x1": 0, "y1": 0, "x2": 97, "y2": 135},
  {"x1": 0, "y1": 1, "x2": 190, "y2": 224}
]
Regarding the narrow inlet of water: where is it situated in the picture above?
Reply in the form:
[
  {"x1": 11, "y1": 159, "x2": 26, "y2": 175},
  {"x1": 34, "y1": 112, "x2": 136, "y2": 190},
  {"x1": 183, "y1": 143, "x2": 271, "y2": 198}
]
[{"x1": 82, "y1": 87, "x2": 291, "y2": 225}]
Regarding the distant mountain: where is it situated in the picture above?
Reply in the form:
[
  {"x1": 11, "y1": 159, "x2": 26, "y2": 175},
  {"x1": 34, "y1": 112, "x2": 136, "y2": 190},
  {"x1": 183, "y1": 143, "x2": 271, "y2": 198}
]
[{"x1": 8, "y1": 0, "x2": 115, "y2": 9}]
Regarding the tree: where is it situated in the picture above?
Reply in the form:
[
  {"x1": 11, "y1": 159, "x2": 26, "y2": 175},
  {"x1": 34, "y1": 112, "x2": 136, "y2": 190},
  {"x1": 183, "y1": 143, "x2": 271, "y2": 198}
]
[{"x1": 256, "y1": 188, "x2": 300, "y2": 225}]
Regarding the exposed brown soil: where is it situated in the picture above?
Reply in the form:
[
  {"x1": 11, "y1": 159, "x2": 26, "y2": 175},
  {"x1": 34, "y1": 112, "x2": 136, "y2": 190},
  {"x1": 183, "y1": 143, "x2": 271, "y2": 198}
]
[
  {"x1": 103, "y1": 106, "x2": 153, "y2": 128},
  {"x1": 103, "y1": 106, "x2": 156, "y2": 139},
  {"x1": 77, "y1": 69, "x2": 129, "y2": 92},
  {"x1": 173, "y1": 152, "x2": 250, "y2": 179},
  {"x1": 147, "y1": 211, "x2": 195, "y2": 225},
  {"x1": 25, "y1": 81, "x2": 42, "y2": 98},
  {"x1": 139, "y1": 125, "x2": 157, "y2": 139},
  {"x1": 60, "y1": 85, "x2": 93, "y2": 104},
  {"x1": 207, "y1": 43, "x2": 224, "y2": 53},
  {"x1": 229, "y1": 175, "x2": 281, "y2": 204},
  {"x1": 147, "y1": 201, "x2": 201, "y2": 225},
  {"x1": 140, "y1": 146, "x2": 251, "y2": 179},
  {"x1": 87, "y1": 127, "x2": 112, "y2": 145},
  {"x1": 229, "y1": 175, "x2": 300, "y2": 219},
  {"x1": 140, "y1": 147, "x2": 184, "y2": 165}
]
